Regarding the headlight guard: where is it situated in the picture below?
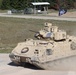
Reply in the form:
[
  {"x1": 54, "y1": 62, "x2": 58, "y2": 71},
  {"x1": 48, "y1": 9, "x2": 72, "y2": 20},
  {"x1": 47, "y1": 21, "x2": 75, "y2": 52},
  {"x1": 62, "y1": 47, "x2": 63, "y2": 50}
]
[{"x1": 21, "y1": 47, "x2": 29, "y2": 53}]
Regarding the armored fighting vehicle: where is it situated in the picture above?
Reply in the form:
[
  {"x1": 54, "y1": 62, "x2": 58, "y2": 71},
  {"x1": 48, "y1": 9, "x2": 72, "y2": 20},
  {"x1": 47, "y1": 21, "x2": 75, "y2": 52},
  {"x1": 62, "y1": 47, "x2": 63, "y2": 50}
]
[{"x1": 9, "y1": 23, "x2": 76, "y2": 69}]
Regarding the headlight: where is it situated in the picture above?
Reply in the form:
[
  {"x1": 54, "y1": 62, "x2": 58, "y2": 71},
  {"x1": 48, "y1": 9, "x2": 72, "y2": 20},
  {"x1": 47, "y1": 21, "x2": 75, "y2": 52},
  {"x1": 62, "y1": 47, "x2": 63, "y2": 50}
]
[
  {"x1": 21, "y1": 47, "x2": 29, "y2": 53},
  {"x1": 9, "y1": 53, "x2": 14, "y2": 58}
]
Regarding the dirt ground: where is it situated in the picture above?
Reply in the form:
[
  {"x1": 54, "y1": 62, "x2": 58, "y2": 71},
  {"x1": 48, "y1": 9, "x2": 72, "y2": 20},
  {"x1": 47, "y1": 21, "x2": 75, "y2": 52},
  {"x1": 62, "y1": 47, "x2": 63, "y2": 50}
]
[
  {"x1": 0, "y1": 54, "x2": 76, "y2": 75},
  {"x1": 61, "y1": 11, "x2": 76, "y2": 18},
  {"x1": 48, "y1": 11, "x2": 76, "y2": 18}
]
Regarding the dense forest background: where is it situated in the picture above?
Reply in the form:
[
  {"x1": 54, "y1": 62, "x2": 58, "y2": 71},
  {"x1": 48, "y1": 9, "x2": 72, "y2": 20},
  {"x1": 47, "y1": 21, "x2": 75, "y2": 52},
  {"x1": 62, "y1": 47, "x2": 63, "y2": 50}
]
[{"x1": 0, "y1": 0, "x2": 76, "y2": 10}]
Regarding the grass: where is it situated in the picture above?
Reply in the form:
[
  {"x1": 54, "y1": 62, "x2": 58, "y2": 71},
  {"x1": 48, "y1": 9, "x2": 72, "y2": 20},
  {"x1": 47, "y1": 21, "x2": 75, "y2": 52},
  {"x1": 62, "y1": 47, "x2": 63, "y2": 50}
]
[
  {"x1": 0, "y1": 49, "x2": 12, "y2": 53},
  {"x1": 0, "y1": 10, "x2": 7, "y2": 13},
  {"x1": 68, "y1": 9, "x2": 76, "y2": 12},
  {"x1": 0, "y1": 17, "x2": 76, "y2": 53}
]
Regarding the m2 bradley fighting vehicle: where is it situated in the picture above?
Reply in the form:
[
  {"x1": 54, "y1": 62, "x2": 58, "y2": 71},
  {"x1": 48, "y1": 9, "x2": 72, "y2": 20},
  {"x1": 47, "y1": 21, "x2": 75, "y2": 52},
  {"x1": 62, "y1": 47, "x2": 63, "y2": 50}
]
[{"x1": 9, "y1": 23, "x2": 76, "y2": 69}]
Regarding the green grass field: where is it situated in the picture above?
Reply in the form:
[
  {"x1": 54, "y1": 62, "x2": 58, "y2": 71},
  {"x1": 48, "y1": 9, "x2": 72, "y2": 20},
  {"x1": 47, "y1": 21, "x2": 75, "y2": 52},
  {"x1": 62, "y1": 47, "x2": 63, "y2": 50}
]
[{"x1": 0, "y1": 17, "x2": 76, "y2": 53}]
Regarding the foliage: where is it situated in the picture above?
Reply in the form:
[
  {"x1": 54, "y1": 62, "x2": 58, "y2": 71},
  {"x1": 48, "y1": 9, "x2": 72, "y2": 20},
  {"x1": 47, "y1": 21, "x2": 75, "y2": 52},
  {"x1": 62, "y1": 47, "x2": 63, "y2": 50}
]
[
  {"x1": 0, "y1": 0, "x2": 76, "y2": 10},
  {"x1": 66, "y1": 0, "x2": 75, "y2": 8},
  {"x1": 0, "y1": 0, "x2": 2, "y2": 8},
  {"x1": 1, "y1": 0, "x2": 10, "y2": 9},
  {"x1": 0, "y1": 0, "x2": 33, "y2": 10},
  {"x1": 10, "y1": 0, "x2": 33, "y2": 10}
]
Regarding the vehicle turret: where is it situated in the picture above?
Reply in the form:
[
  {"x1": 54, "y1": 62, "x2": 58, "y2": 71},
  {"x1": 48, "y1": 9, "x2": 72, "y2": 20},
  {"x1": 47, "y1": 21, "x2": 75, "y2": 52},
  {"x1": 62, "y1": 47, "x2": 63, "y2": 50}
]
[{"x1": 35, "y1": 22, "x2": 67, "y2": 41}]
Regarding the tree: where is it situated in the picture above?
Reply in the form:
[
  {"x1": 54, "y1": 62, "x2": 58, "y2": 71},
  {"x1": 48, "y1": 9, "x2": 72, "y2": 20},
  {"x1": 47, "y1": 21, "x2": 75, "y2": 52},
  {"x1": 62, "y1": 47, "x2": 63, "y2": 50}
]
[
  {"x1": 67, "y1": 0, "x2": 74, "y2": 8},
  {"x1": 0, "y1": 0, "x2": 3, "y2": 8},
  {"x1": 0, "y1": 0, "x2": 76, "y2": 10},
  {"x1": 10, "y1": 0, "x2": 32, "y2": 10},
  {"x1": 1, "y1": 0, "x2": 10, "y2": 9}
]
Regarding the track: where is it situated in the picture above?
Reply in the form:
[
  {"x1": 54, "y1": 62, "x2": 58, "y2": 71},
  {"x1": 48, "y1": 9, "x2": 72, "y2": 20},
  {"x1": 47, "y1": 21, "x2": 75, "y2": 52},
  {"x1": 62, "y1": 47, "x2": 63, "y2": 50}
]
[{"x1": 36, "y1": 55, "x2": 76, "y2": 70}]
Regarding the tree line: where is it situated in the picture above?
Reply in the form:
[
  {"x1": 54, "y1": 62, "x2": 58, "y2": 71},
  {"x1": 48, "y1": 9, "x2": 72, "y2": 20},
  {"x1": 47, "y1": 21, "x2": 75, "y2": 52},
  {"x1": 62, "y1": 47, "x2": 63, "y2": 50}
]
[{"x1": 0, "y1": 0, "x2": 76, "y2": 10}]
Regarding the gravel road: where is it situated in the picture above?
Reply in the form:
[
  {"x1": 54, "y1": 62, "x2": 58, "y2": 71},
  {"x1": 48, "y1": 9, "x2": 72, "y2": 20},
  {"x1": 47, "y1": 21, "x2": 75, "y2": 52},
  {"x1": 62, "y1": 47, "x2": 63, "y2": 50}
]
[
  {"x1": 0, "y1": 13, "x2": 76, "y2": 21},
  {"x1": 0, "y1": 54, "x2": 76, "y2": 75}
]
